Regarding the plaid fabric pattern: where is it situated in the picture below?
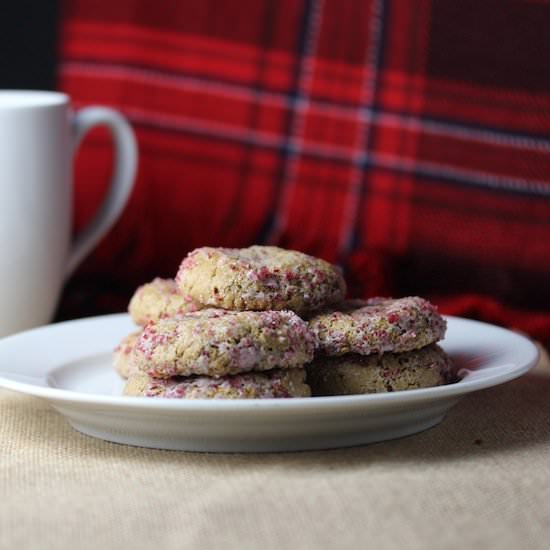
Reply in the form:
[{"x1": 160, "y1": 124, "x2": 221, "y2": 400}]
[{"x1": 57, "y1": 0, "x2": 550, "y2": 341}]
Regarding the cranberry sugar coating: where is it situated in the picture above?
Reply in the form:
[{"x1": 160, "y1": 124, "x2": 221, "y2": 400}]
[
  {"x1": 176, "y1": 246, "x2": 346, "y2": 313},
  {"x1": 130, "y1": 308, "x2": 315, "y2": 378},
  {"x1": 113, "y1": 331, "x2": 141, "y2": 379},
  {"x1": 128, "y1": 278, "x2": 202, "y2": 326},
  {"x1": 308, "y1": 296, "x2": 446, "y2": 356},
  {"x1": 123, "y1": 368, "x2": 311, "y2": 399}
]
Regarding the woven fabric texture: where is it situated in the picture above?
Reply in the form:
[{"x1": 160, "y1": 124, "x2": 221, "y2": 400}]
[
  {"x1": 1, "y1": 348, "x2": 549, "y2": 550},
  {"x1": 56, "y1": 0, "x2": 550, "y2": 342}
]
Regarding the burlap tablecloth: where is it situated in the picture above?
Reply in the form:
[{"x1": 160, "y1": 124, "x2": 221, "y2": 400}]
[{"x1": 1, "y1": 346, "x2": 549, "y2": 550}]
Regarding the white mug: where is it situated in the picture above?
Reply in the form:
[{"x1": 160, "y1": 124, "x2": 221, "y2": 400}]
[{"x1": 0, "y1": 90, "x2": 137, "y2": 337}]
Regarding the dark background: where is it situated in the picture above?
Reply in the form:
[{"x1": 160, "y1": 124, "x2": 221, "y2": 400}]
[{"x1": 0, "y1": 1, "x2": 58, "y2": 90}]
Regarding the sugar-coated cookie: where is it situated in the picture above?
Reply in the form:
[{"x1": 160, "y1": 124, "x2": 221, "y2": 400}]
[
  {"x1": 308, "y1": 297, "x2": 446, "y2": 356},
  {"x1": 113, "y1": 331, "x2": 141, "y2": 378},
  {"x1": 123, "y1": 368, "x2": 311, "y2": 399},
  {"x1": 128, "y1": 278, "x2": 202, "y2": 326},
  {"x1": 131, "y1": 309, "x2": 315, "y2": 378},
  {"x1": 176, "y1": 246, "x2": 346, "y2": 313},
  {"x1": 306, "y1": 344, "x2": 452, "y2": 396}
]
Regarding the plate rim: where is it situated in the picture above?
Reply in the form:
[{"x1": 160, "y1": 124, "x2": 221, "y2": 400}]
[{"x1": 0, "y1": 313, "x2": 540, "y2": 412}]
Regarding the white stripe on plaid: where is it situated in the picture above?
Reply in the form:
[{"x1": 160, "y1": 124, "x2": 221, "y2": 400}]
[
  {"x1": 338, "y1": 0, "x2": 386, "y2": 256},
  {"x1": 265, "y1": 0, "x2": 325, "y2": 244},
  {"x1": 371, "y1": 152, "x2": 550, "y2": 196},
  {"x1": 70, "y1": 103, "x2": 550, "y2": 196},
  {"x1": 62, "y1": 61, "x2": 550, "y2": 153}
]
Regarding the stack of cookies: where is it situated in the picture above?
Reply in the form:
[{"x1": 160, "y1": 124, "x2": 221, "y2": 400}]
[
  {"x1": 116, "y1": 246, "x2": 346, "y2": 398},
  {"x1": 114, "y1": 245, "x2": 452, "y2": 399},
  {"x1": 306, "y1": 297, "x2": 452, "y2": 395}
]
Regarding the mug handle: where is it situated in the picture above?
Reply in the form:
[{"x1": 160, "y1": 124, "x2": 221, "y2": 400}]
[{"x1": 65, "y1": 107, "x2": 138, "y2": 278}]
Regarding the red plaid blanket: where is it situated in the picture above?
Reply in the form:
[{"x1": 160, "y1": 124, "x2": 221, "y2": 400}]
[{"x1": 57, "y1": 0, "x2": 550, "y2": 342}]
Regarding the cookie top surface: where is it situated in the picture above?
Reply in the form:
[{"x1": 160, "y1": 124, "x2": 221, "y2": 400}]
[
  {"x1": 308, "y1": 296, "x2": 446, "y2": 356},
  {"x1": 128, "y1": 278, "x2": 202, "y2": 326},
  {"x1": 306, "y1": 344, "x2": 452, "y2": 396},
  {"x1": 131, "y1": 308, "x2": 315, "y2": 378},
  {"x1": 176, "y1": 246, "x2": 346, "y2": 313},
  {"x1": 123, "y1": 368, "x2": 311, "y2": 399}
]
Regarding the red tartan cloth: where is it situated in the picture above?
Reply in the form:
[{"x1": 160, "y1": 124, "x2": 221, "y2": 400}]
[{"x1": 57, "y1": 0, "x2": 550, "y2": 343}]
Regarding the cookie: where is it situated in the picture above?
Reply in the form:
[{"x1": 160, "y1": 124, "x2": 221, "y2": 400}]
[
  {"x1": 306, "y1": 344, "x2": 453, "y2": 396},
  {"x1": 113, "y1": 331, "x2": 141, "y2": 379},
  {"x1": 131, "y1": 309, "x2": 315, "y2": 378},
  {"x1": 176, "y1": 246, "x2": 346, "y2": 313},
  {"x1": 308, "y1": 296, "x2": 446, "y2": 356},
  {"x1": 123, "y1": 368, "x2": 311, "y2": 399},
  {"x1": 128, "y1": 278, "x2": 202, "y2": 326}
]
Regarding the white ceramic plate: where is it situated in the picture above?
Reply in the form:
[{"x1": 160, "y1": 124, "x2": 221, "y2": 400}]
[{"x1": 0, "y1": 314, "x2": 539, "y2": 453}]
